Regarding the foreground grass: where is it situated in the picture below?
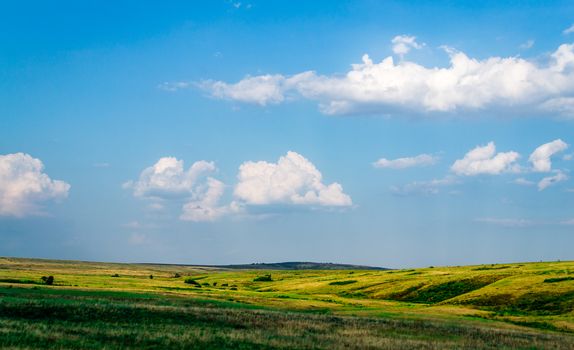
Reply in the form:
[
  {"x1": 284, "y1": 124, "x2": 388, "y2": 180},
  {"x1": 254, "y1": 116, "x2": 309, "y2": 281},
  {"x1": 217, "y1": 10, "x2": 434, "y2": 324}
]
[
  {"x1": 1, "y1": 257, "x2": 574, "y2": 348},
  {"x1": 1, "y1": 287, "x2": 573, "y2": 350}
]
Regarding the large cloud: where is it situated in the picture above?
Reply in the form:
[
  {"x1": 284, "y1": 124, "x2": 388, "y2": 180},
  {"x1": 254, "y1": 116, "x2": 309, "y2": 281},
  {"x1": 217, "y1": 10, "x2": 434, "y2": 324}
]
[
  {"x1": 0, "y1": 153, "x2": 70, "y2": 217},
  {"x1": 234, "y1": 151, "x2": 352, "y2": 207},
  {"x1": 528, "y1": 139, "x2": 568, "y2": 172},
  {"x1": 125, "y1": 157, "x2": 228, "y2": 222},
  {"x1": 373, "y1": 154, "x2": 437, "y2": 169},
  {"x1": 197, "y1": 40, "x2": 574, "y2": 117},
  {"x1": 451, "y1": 142, "x2": 520, "y2": 176}
]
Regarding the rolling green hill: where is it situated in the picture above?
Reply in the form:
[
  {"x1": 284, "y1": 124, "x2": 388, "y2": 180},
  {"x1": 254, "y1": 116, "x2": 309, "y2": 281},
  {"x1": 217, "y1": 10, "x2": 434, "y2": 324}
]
[
  {"x1": 1, "y1": 257, "x2": 573, "y2": 349},
  {"x1": 140, "y1": 261, "x2": 389, "y2": 270}
]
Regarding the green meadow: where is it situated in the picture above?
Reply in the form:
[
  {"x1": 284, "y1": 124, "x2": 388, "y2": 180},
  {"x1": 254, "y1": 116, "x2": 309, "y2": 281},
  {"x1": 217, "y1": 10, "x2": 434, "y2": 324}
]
[{"x1": 1, "y1": 257, "x2": 574, "y2": 349}]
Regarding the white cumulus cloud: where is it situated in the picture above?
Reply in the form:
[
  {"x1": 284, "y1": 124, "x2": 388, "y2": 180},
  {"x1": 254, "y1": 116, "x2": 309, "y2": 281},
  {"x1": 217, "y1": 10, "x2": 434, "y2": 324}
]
[
  {"x1": 538, "y1": 170, "x2": 568, "y2": 191},
  {"x1": 196, "y1": 40, "x2": 574, "y2": 117},
  {"x1": 373, "y1": 153, "x2": 437, "y2": 169},
  {"x1": 391, "y1": 35, "x2": 424, "y2": 57},
  {"x1": 529, "y1": 139, "x2": 568, "y2": 172},
  {"x1": 0, "y1": 153, "x2": 70, "y2": 217},
  {"x1": 234, "y1": 151, "x2": 352, "y2": 207},
  {"x1": 451, "y1": 142, "x2": 520, "y2": 176},
  {"x1": 127, "y1": 157, "x2": 216, "y2": 199},
  {"x1": 126, "y1": 157, "x2": 228, "y2": 222}
]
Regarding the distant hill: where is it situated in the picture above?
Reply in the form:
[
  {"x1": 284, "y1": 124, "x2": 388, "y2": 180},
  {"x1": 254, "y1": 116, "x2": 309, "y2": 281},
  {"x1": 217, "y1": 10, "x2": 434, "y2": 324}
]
[{"x1": 211, "y1": 261, "x2": 388, "y2": 270}]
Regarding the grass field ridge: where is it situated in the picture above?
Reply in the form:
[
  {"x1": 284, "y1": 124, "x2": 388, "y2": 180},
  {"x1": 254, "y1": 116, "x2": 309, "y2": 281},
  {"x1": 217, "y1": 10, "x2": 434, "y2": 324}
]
[{"x1": 1, "y1": 257, "x2": 574, "y2": 349}]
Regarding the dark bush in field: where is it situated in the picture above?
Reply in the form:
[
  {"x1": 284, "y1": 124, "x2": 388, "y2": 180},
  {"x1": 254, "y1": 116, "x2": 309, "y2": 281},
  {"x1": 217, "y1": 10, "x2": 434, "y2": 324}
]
[
  {"x1": 184, "y1": 278, "x2": 200, "y2": 286},
  {"x1": 173, "y1": 273, "x2": 181, "y2": 278},
  {"x1": 388, "y1": 277, "x2": 501, "y2": 304},
  {"x1": 253, "y1": 274, "x2": 273, "y2": 282},
  {"x1": 329, "y1": 280, "x2": 357, "y2": 286},
  {"x1": 111, "y1": 274, "x2": 120, "y2": 277},
  {"x1": 544, "y1": 276, "x2": 574, "y2": 283},
  {"x1": 40, "y1": 276, "x2": 54, "y2": 285},
  {"x1": 149, "y1": 275, "x2": 153, "y2": 279}
]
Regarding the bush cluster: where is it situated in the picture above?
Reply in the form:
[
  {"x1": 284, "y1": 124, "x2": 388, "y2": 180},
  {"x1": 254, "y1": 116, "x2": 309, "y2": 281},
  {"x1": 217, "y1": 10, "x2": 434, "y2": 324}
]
[
  {"x1": 41, "y1": 276, "x2": 54, "y2": 285},
  {"x1": 253, "y1": 274, "x2": 273, "y2": 282},
  {"x1": 184, "y1": 278, "x2": 200, "y2": 286}
]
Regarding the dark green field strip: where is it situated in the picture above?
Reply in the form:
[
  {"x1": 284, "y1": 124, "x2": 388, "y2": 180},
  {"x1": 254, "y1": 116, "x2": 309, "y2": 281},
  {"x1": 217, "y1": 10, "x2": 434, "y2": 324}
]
[
  {"x1": 1, "y1": 286, "x2": 574, "y2": 349},
  {"x1": 466, "y1": 291, "x2": 574, "y2": 316},
  {"x1": 386, "y1": 276, "x2": 505, "y2": 304}
]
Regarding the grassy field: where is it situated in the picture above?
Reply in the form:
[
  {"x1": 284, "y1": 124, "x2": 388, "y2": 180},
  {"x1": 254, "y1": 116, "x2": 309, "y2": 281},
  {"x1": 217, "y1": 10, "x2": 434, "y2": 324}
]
[{"x1": 1, "y1": 257, "x2": 574, "y2": 349}]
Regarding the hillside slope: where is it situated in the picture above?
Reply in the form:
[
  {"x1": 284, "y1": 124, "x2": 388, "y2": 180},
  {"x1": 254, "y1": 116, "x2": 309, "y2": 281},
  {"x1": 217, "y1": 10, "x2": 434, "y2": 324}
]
[{"x1": 1, "y1": 257, "x2": 573, "y2": 334}]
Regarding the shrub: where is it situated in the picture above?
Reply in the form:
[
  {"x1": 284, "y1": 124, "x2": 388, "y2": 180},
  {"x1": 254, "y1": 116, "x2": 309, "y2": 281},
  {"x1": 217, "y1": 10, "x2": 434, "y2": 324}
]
[
  {"x1": 221, "y1": 283, "x2": 228, "y2": 287},
  {"x1": 184, "y1": 278, "x2": 200, "y2": 286},
  {"x1": 41, "y1": 276, "x2": 54, "y2": 285},
  {"x1": 544, "y1": 277, "x2": 574, "y2": 283},
  {"x1": 329, "y1": 280, "x2": 357, "y2": 286},
  {"x1": 111, "y1": 274, "x2": 120, "y2": 277},
  {"x1": 149, "y1": 275, "x2": 154, "y2": 279},
  {"x1": 253, "y1": 274, "x2": 273, "y2": 282},
  {"x1": 202, "y1": 282, "x2": 210, "y2": 286},
  {"x1": 173, "y1": 273, "x2": 181, "y2": 278}
]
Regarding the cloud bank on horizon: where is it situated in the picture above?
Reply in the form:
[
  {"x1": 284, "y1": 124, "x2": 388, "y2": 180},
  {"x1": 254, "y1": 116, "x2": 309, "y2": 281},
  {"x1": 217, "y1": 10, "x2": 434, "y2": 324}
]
[
  {"x1": 1, "y1": 137, "x2": 569, "y2": 219},
  {"x1": 188, "y1": 37, "x2": 574, "y2": 118}
]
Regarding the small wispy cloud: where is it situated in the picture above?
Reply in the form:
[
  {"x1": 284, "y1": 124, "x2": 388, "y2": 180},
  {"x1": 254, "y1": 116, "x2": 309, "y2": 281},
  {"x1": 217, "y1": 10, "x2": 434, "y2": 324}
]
[
  {"x1": 475, "y1": 217, "x2": 534, "y2": 228},
  {"x1": 373, "y1": 153, "x2": 438, "y2": 169},
  {"x1": 391, "y1": 35, "x2": 424, "y2": 58},
  {"x1": 538, "y1": 170, "x2": 568, "y2": 191},
  {"x1": 122, "y1": 221, "x2": 157, "y2": 230},
  {"x1": 158, "y1": 81, "x2": 191, "y2": 92},
  {"x1": 128, "y1": 232, "x2": 150, "y2": 245},
  {"x1": 519, "y1": 39, "x2": 535, "y2": 49},
  {"x1": 512, "y1": 178, "x2": 535, "y2": 186},
  {"x1": 390, "y1": 176, "x2": 459, "y2": 196},
  {"x1": 564, "y1": 24, "x2": 574, "y2": 35}
]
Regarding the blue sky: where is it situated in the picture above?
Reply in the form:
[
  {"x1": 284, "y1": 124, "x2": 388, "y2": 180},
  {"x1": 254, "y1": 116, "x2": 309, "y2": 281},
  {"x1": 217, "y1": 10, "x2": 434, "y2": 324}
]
[{"x1": 1, "y1": 1, "x2": 574, "y2": 268}]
